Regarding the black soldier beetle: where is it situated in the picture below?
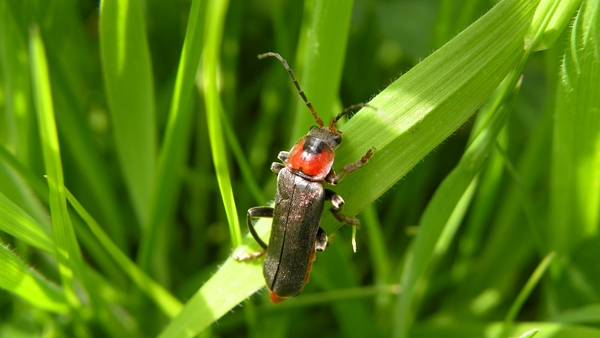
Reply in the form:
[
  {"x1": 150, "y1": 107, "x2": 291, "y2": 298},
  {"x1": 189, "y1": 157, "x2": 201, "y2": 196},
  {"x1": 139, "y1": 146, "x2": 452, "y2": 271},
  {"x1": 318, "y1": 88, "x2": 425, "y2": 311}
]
[{"x1": 234, "y1": 52, "x2": 374, "y2": 303}]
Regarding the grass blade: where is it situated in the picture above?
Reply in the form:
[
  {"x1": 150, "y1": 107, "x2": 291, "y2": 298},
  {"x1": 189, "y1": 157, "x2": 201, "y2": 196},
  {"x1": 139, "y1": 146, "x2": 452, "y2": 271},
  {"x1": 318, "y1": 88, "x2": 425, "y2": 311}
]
[
  {"x1": 137, "y1": 0, "x2": 205, "y2": 272},
  {"x1": 0, "y1": 190, "x2": 53, "y2": 253},
  {"x1": 320, "y1": 0, "x2": 540, "y2": 236},
  {"x1": 499, "y1": 252, "x2": 556, "y2": 338},
  {"x1": 291, "y1": 0, "x2": 356, "y2": 141},
  {"x1": 393, "y1": 73, "x2": 521, "y2": 338},
  {"x1": 29, "y1": 25, "x2": 85, "y2": 310},
  {"x1": 527, "y1": 0, "x2": 583, "y2": 51},
  {"x1": 202, "y1": 0, "x2": 241, "y2": 248},
  {"x1": 158, "y1": 258, "x2": 264, "y2": 338},
  {"x1": 99, "y1": 0, "x2": 157, "y2": 225},
  {"x1": 66, "y1": 189, "x2": 183, "y2": 318},
  {"x1": 549, "y1": 0, "x2": 600, "y2": 254},
  {"x1": 0, "y1": 243, "x2": 68, "y2": 313}
]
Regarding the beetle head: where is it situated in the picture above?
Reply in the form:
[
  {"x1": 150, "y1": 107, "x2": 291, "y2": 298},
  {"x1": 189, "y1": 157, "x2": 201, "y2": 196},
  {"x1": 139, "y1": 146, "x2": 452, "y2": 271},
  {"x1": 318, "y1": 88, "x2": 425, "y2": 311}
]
[{"x1": 307, "y1": 126, "x2": 342, "y2": 151}]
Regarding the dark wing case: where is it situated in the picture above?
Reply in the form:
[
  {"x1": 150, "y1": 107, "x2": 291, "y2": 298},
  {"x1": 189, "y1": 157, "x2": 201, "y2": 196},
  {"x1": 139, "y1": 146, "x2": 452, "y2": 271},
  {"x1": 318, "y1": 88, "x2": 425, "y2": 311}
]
[{"x1": 263, "y1": 168, "x2": 325, "y2": 297}]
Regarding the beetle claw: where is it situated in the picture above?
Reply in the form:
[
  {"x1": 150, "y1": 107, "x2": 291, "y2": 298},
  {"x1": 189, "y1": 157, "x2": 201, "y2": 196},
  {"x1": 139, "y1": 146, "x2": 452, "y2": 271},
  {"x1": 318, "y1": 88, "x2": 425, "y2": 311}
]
[
  {"x1": 232, "y1": 249, "x2": 266, "y2": 262},
  {"x1": 331, "y1": 210, "x2": 361, "y2": 227}
]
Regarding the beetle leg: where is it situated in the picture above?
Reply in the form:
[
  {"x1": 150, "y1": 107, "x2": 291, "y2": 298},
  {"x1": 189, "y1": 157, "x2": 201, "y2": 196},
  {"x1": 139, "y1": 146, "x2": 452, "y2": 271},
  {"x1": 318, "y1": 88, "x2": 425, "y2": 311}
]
[
  {"x1": 277, "y1": 151, "x2": 290, "y2": 162},
  {"x1": 315, "y1": 227, "x2": 328, "y2": 252},
  {"x1": 325, "y1": 189, "x2": 360, "y2": 227},
  {"x1": 271, "y1": 162, "x2": 285, "y2": 175},
  {"x1": 233, "y1": 207, "x2": 272, "y2": 261},
  {"x1": 325, "y1": 147, "x2": 375, "y2": 185}
]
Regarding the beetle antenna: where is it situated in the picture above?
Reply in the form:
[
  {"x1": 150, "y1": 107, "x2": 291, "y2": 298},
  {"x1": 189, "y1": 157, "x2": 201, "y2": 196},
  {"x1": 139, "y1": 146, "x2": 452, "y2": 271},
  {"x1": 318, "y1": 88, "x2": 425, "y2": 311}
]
[
  {"x1": 329, "y1": 103, "x2": 373, "y2": 132},
  {"x1": 258, "y1": 52, "x2": 324, "y2": 127}
]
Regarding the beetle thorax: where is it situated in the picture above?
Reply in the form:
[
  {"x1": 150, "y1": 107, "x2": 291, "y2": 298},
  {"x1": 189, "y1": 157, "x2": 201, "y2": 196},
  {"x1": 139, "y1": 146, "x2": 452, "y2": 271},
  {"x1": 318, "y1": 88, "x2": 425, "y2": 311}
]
[{"x1": 285, "y1": 127, "x2": 341, "y2": 181}]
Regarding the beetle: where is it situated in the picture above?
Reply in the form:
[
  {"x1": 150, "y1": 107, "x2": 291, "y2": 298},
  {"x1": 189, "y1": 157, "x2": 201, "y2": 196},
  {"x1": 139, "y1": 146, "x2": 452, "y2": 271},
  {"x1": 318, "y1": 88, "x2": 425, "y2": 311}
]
[{"x1": 234, "y1": 52, "x2": 374, "y2": 303}]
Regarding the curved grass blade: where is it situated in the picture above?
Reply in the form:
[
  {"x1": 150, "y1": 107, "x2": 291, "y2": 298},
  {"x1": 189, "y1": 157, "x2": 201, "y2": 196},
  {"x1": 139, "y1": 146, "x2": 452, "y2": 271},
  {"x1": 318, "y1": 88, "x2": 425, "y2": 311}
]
[
  {"x1": 499, "y1": 252, "x2": 556, "y2": 338},
  {"x1": 202, "y1": 0, "x2": 241, "y2": 248},
  {"x1": 321, "y1": 0, "x2": 540, "y2": 235}
]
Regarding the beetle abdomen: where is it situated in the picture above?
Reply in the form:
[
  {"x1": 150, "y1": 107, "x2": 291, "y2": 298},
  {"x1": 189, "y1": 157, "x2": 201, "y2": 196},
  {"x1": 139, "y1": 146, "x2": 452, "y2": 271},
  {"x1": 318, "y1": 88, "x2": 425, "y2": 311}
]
[{"x1": 263, "y1": 168, "x2": 325, "y2": 298}]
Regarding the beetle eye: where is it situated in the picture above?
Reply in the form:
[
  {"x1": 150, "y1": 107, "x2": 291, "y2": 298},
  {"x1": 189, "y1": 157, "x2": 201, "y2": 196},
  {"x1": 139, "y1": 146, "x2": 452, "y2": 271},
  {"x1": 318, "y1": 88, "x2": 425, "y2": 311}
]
[{"x1": 333, "y1": 134, "x2": 342, "y2": 144}]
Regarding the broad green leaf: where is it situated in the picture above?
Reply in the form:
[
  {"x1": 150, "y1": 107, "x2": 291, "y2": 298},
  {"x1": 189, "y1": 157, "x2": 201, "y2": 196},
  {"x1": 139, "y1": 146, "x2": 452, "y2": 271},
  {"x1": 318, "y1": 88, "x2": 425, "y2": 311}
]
[
  {"x1": 326, "y1": 0, "x2": 539, "y2": 232},
  {"x1": 550, "y1": 0, "x2": 600, "y2": 254},
  {"x1": 0, "y1": 243, "x2": 68, "y2": 313},
  {"x1": 393, "y1": 72, "x2": 521, "y2": 338},
  {"x1": 99, "y1": 0, "x2": 156, "y2": 225}
]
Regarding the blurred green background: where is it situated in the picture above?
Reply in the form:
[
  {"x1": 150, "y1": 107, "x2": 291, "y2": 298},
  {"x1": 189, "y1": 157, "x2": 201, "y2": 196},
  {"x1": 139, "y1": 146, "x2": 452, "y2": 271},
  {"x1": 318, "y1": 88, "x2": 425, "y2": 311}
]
[{"x1": 1, "y1": 0, "x2": 600, "y2": 337}]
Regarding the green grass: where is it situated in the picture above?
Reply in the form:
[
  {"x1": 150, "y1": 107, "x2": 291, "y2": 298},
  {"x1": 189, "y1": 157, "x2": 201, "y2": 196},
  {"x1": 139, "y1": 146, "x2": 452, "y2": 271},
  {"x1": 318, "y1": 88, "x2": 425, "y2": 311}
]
[{"x1": 1, "y1": 0, "x2": 600, "y2": 337}]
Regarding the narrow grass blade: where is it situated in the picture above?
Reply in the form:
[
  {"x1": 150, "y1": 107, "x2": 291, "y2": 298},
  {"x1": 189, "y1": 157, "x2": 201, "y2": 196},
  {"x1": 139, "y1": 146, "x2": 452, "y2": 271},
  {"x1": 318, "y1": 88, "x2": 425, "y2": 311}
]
[
  {"x1": 550, "y1": 0, "x2": 600, "y2": 254},
  {"x1": 0, "y1": 144, "x2": 129, "y2": 287},
  {"x1": 363, "y1": 204, "x2": 391, "y2": 287},
  {"x1": 0, "y1": 191, "x2": 53, "y2": 253},
  {"x1": 220, "y1": 110, "x2": 266, "y2": 204},
  {"x1": 137, "y1": 0, "x2": 205, "y2": 272},
  {"x1": 499, "y1": 252, "x2": 556, "y2": 338},
  {"x1": 29, "y1": 25, "x2": 85, "y2": 309},
  {"x1": 99, "y1": 0, "x2": 157, "y2": 225},
  {"x1": 495, "y1": 142, "x2": 546, "y2": 255},
  {"x1": 29, "y1": 27, "x2": 132, "y2": 333},
  {"x1": 0, "y1": 243, "x2": 68, "y2": 313},
  {"x1": 291, "y1": 0, "x2": 355, "y2": 141},
  {"x1": 202, "y1": 0, "x2": 241, "y2": 248}
]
